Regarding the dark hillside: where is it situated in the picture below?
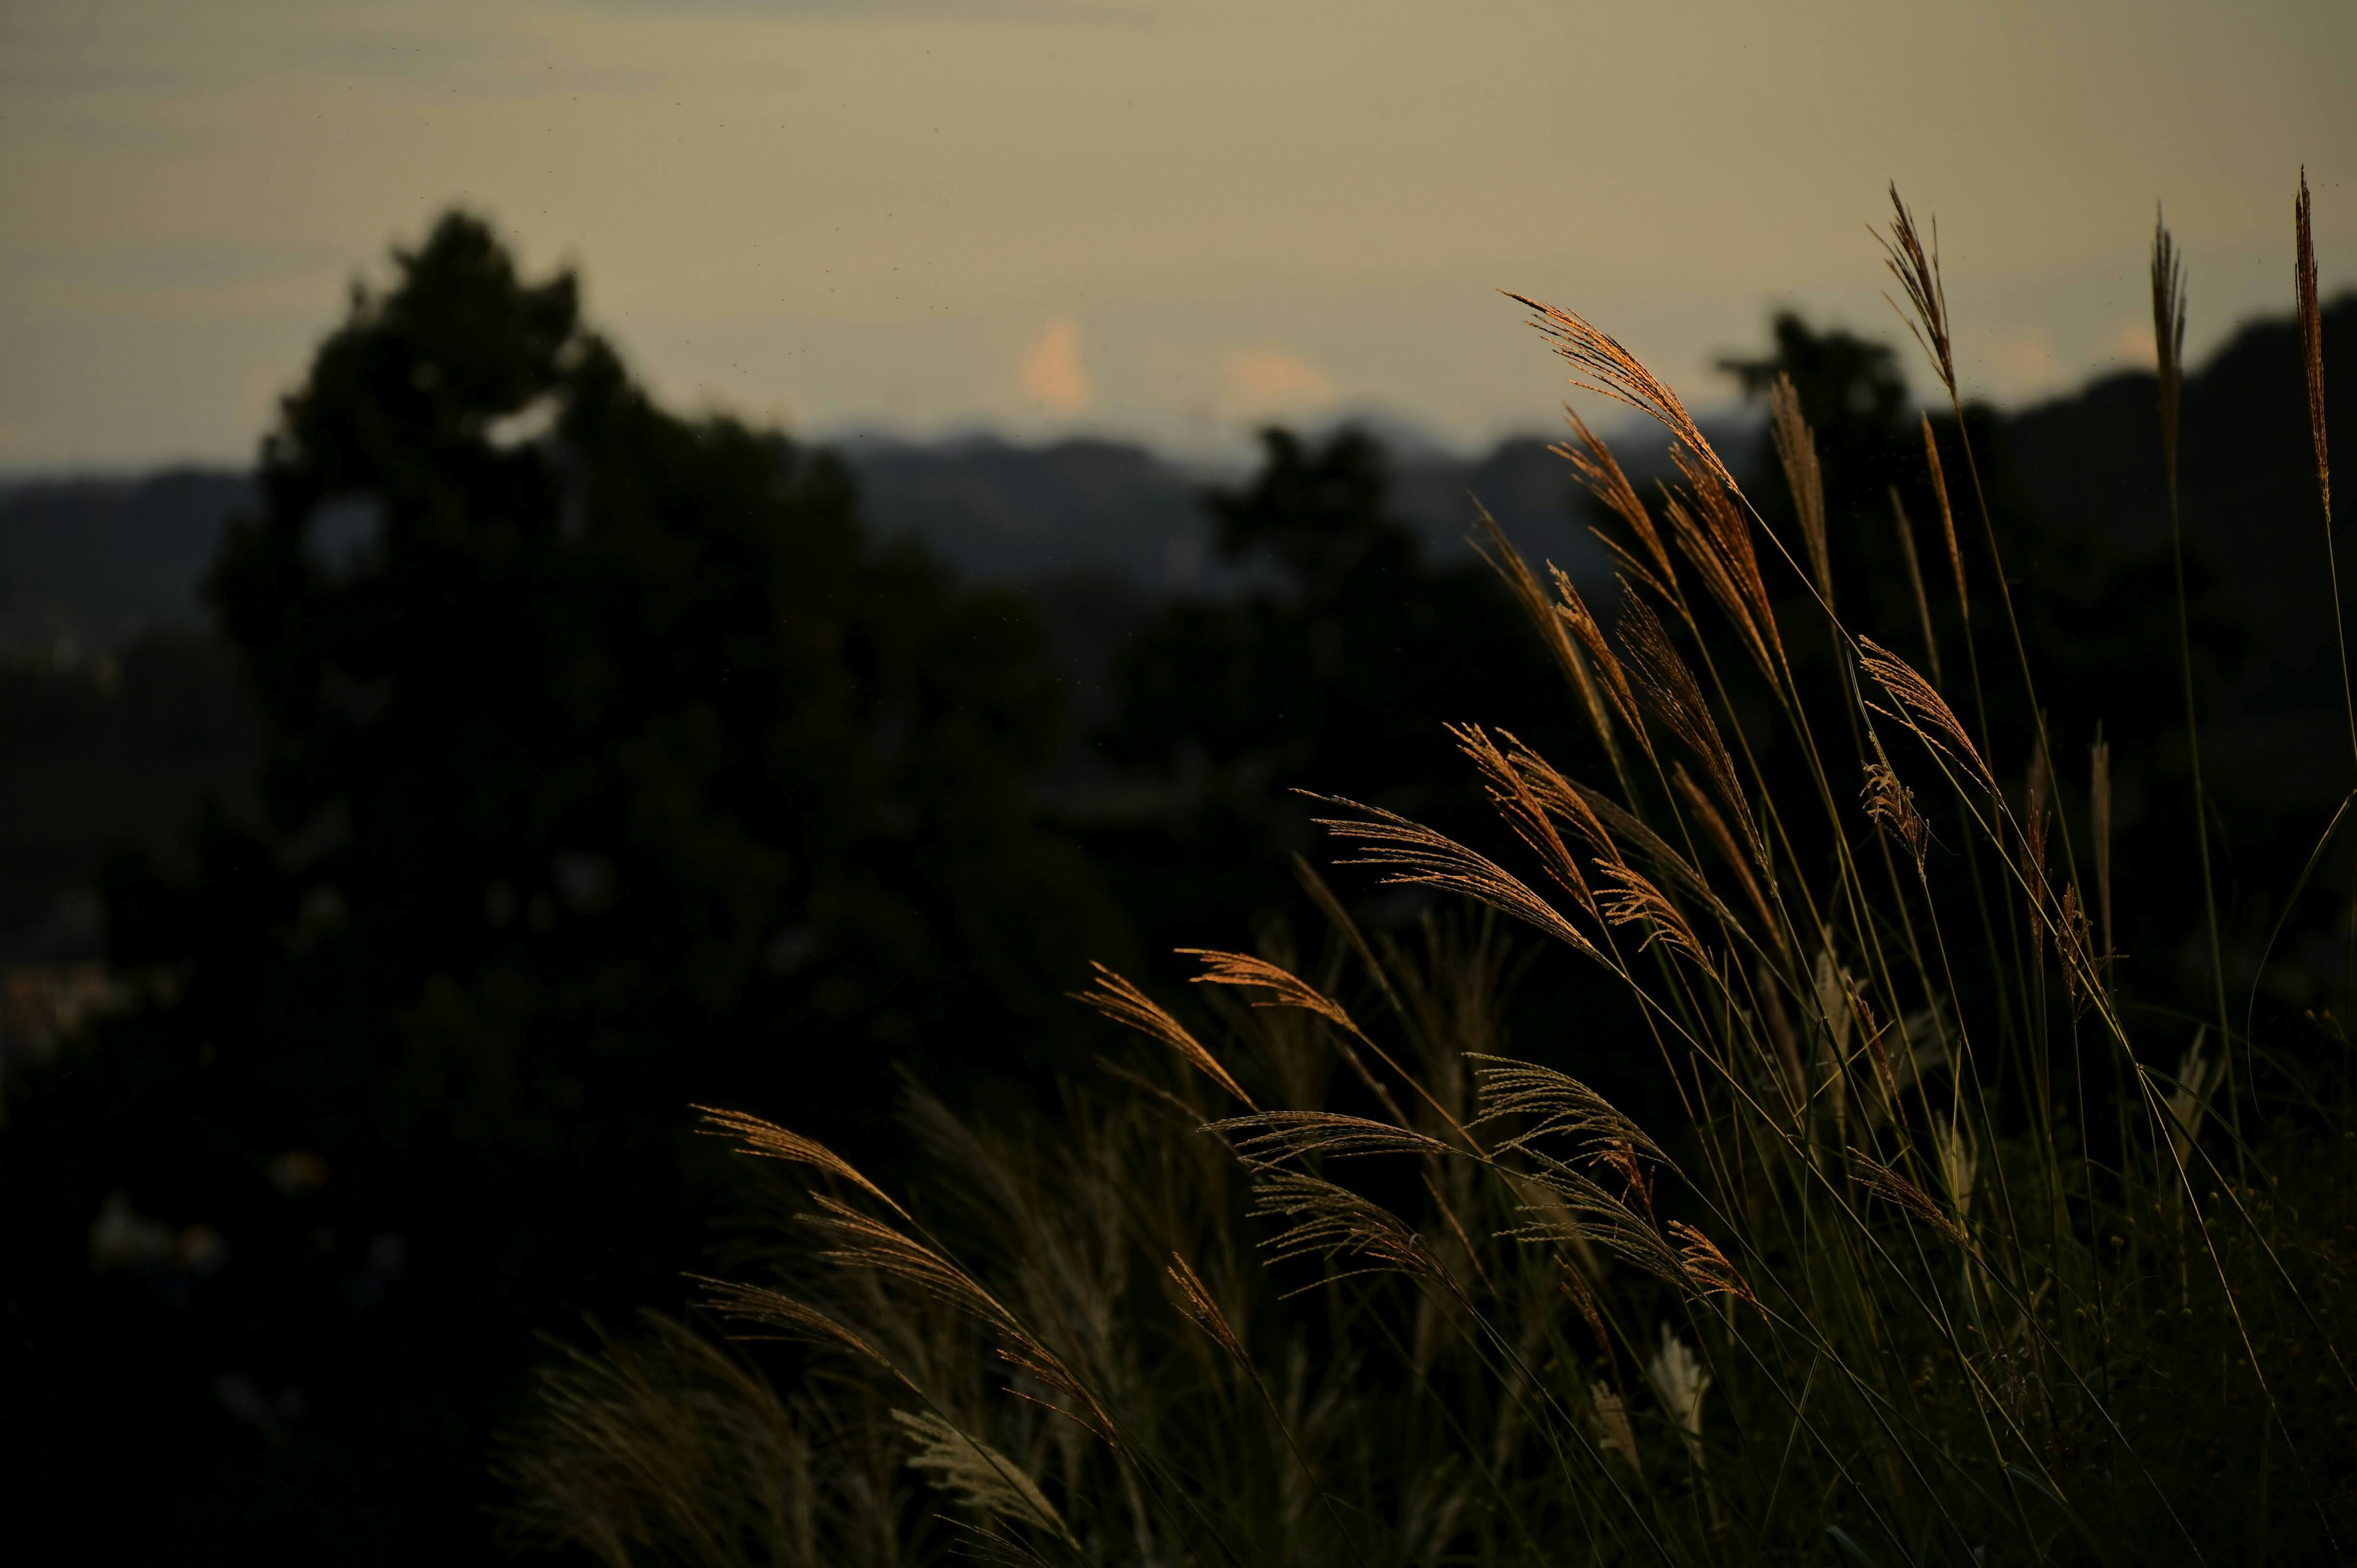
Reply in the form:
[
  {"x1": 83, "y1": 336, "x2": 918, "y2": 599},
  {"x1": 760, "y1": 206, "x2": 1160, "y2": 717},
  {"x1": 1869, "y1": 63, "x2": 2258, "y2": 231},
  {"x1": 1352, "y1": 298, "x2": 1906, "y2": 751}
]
[
  {"x1": 2005, "y1": 294, "x2": 2355, "y2": 701},
  {"x1": 0, "y1": 468, "x2": 252, "y2": 658},
  {"x1": 2000, "y1": 293, "x2": 2357, "y2": 809}
]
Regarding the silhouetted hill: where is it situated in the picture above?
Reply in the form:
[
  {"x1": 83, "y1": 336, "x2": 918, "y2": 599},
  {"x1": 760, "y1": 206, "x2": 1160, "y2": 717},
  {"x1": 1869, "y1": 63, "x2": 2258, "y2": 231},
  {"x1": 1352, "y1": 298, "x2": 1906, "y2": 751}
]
[
  {"x1": 2005, "y1": 293, "x2": 2355, "y2": 710},
  {"x1": 2000, "y1": 292, "x2": 2355, "y2": 809},
  {"x1": 845, "y1": 434, "x2": 1217, "y2": 588},
  {"x1": 0, "y1": 468, "x2": 254, "y2": 660},
  {"x1": 12, "y1": 292, "x2": 2348, "y2": 662},
  {"x1": 0, "y1": 429, "x2": 1643, "y2": 655},
  {"x1": 846, "y1": 429, "x2": 1627, "y2": 590}
]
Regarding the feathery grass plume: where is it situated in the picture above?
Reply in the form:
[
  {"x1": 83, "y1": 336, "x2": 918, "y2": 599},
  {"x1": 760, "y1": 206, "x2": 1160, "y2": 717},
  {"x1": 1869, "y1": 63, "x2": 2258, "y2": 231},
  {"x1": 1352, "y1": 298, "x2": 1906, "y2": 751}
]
[
  {"x1": 1466, "y1": 1054, "x2": 1670, "y2": 1167},
  {"x1": 1819, "y1": 949, "x2": 1881, "y2": 1079},
  {"x1": 2153, "y1": 209, "x2": 2237, "y2": 1113},
  {"x1": 1857, "y1": 636, "x2": 1991, "y2": 789},
  {"x1": 1861, "y1": 756, "x2": 1929, "y2": 875},
  {"x1": 892, "y1": 1410, "x2": 1077, "y2": 1547},
  {"x1": 2300, "y1": 168, "x2": 2334, "y2": 525},
  {"x1": 1556, "y1": 769, "x2": 1747, "y2": 924},
  {"x1": 1590, "y1": 1137, "x2": 1657, "y2": 1221},
  {"x1": 695, "y1": 1276, "x2": 905, "y2": 1375},
  {"x1": 1553, "y1": 406, "x2": 1675, "y2": 598},
  {"x1": 695, "y1": 1106, "x2": 911, "y2": 1221},
  {"x1": 1811, "y1": 944, "x2": 1856, "y2": 1057},
  {"x1": 1920, "y1": 413, "x2": 1969, "y2": 614},
  {"x1": 2152, "y1": 210, "x2": 2189, "y2": 490},
  {"x1": 798, "y1": 1195, "x2": 1120, "y2": 1445},
  {"x1": 1849, "y1": 1148, "x2": 1969, "y2": 1248},
  {"x1": 2056, "y1": 884, "x2": 2098, "y2": 1013},
  {"x1": 2023, "y1": 740, "x2": 2054, "y2": 948},
  {"x1": 497, "y1": 1313, "x2": 853, "y2": 1568},
  {"x1": 1663, "y1": 444, "x2": 1785, "y2": 681},
  {"x1": 1209, "y1": 1110, "x2": 1456, "y2": 1167},
  {"x1": 1892, "y1": 1010, "x2": 1956, "y2": 1103},
  {"x1": 2091, "y1": 730, "x2": 2114, "y2": 961},
  {"x1": 1290, "y1": 851, "x2": 1419, "y2": 1025},
  {"x1": 1932, "y1": 1115, "x2": 1978, "y2": 1219},
  {"x1": 1511, "y1": 295, "x2": 1741, "y2": 498},
  {"x1": 1667, "y1": 1222, "x2": 1755, "y2": 1307},
  {"x1": 1619, "y1": 592, "x2": 1762, "y2": 855},
  {"x1": 1880, "y1": 183, "x2": 1956, "y2": 400},
  {"x1": 1889, "y1": 486, "x2": 1944, "y2": 684},
  {"x1": 1505, "y1": 1167, "x2": 1692, "y2": 1292},
  {"x1": 1180, "y1": 948, "x2": 1366, "y2": 1037},
  {"x1": 1487, "y1": 728, "x2": 1615, "y2": 860},
  {"x1": 1248, "y1": 1168, "x2": 1447, "y2": 1286},
  {"x1": 1471, "y1": 504, "x2": 1623, "y2": 770},
  {"x1": 2296, "y1": 168, "x2": 2353, "y2": 778},
  {"x1": 1075, "y1": 962, "x2": 1256, "y2": 1109},
  {"x1": 801, "y1": 1196, "x2": 1021, "y2": 1332},
  {"x1": 1449, "y1": 722, "x2": 1599, "y2": 916},
  {"x1": 1811, "y1": 947, "x2": 1856, "y2": 1137},
  {"x1": 2167, "y1": 1030, "x2": 2221, "y2": 1168},
  {"x1": 1757, "y1": 960, "x2": 1809, "y2": 1111},
  {"x1": 1645, "y1": 1326, "x2": 1712, "y2": 1457},
  {"x1": 1592, "y1": 860, "x2": 1708, "y2": 966},
  {"x1": 1588, "y1": 1384, "x2": 1641, "y2": 1470},
  {"x1": 1769, "y1": 374, "x2": 1832, "y2": 604},
  {"x1": 1488, "y1": 1102, "x2": 1692, "y2": 1285},
  {"x1": 1309, "y1": 794, "x2": 1602, "y2": 960},
  {"x1": 1658, "y1": 488, "x2": 1746, "y2": 630},
  {"x1": 1848, "y1": 981, "x2": 1905, "y2": 1118},
  {"x1": 1547, "y1": 564, "x2": 1649, "y2": 744},
  {"x1": 1481, "y1": 736, "x2": 1606, "y2": 855},
  {"x1": 1670, "y1": 761, "x2": 1778, "y2": 937},
  {"x1": 1165, "y1": 1254, "x2": 1248, "y2": 1365},
  {"x1": 1508, "y1": 1171, "x2": 1607, "y2": 1280},
  {"x1": 1557, "y1": 1257, "x2": 1618, "y2": 1372}
]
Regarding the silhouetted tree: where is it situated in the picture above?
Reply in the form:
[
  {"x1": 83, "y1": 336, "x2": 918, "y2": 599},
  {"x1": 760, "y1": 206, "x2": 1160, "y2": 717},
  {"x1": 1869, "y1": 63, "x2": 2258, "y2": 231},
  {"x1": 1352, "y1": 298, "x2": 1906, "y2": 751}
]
[
  {"x1": 1086, "y1": 428, "x2": 1577, "y2": 953},
  {"x1": 0, "y1": 212, "x2": 1122, "y2": 1565}
]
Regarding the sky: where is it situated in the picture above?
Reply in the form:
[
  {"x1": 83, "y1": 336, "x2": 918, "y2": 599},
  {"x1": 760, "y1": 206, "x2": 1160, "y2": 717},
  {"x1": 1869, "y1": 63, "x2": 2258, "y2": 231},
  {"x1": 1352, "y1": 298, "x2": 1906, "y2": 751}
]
[{"x1": 1, "y1": 0, "x2": 2351, "y2": 469}]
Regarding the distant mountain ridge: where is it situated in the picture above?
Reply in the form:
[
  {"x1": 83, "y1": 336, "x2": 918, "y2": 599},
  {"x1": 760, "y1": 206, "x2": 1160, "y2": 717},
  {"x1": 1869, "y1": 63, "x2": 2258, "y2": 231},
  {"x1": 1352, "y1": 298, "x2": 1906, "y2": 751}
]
[
  {"x1": 2005, "y1": 298, "x2": 2355, "y2": 719},
  {"x1": 0, "y1": 298, "x2": 2344, "y2": 964},
  {"x1": 2, "y1": 284, "x2": 2345, "y2": 670},
  {"x1": 0, "y1": 427, "x2": 1655, "y2": 658},
  {"x1": 0, "y1": 468, "x2": 252, "y2": 662}
]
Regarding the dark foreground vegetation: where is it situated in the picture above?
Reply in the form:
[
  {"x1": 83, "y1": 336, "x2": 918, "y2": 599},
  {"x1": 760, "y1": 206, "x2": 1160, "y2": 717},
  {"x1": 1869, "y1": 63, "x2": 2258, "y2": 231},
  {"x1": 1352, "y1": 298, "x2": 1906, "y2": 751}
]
[{"x1": 1, "y1": 188, "x2": 2353, "y2": 1562}]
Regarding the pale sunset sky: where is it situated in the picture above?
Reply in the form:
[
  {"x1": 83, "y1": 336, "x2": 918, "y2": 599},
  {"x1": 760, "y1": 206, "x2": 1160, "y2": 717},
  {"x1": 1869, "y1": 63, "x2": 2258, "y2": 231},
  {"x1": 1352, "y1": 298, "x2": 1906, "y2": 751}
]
[{"x1": 1, "y1": 0, "x2": 2350, "y2": 468}]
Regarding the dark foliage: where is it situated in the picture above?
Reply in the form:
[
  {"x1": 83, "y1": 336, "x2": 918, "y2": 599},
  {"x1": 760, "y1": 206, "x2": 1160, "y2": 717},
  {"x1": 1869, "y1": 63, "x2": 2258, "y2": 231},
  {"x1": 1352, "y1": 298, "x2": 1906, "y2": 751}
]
[
  {"x1": 0, "y1": 628, "x2": 253, "y2": 946},
  {"x1": 0, "y1": 214, "x2": 1123, "y2": 1564},
  {"x1": 1084, "y1": 427, "x2": 1583, "y2": 955}
]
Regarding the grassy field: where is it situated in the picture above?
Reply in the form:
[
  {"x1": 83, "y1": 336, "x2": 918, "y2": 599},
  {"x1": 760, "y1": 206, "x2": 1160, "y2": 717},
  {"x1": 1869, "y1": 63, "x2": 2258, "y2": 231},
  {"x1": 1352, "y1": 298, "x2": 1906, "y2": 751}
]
[{"x1": 500, "y1": 183, "x2": 2356, "y2": 1566}]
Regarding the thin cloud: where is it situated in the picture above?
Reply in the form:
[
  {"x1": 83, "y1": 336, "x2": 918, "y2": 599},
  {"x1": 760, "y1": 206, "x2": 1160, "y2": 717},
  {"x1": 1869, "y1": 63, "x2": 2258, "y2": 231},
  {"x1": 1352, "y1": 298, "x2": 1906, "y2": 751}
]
[
  {"x1": 1995, "y1": 331, "x2": 2057, "y2": 395},
  {"x1": 1019, "y1": 315, "x2": 1092, "y2": 414},
  {"x1": 1219, "y1": 347, "x2": 1336, "y2": 420},
  {"x1": 2109, "y1": 319, "x2": 2159, "y2": 368}
]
